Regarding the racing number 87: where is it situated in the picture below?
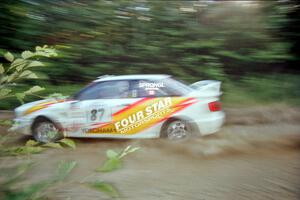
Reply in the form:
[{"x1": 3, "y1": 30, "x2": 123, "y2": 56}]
[{"x1": 90, "y1": 108, "x2": 105, "y2": 121}]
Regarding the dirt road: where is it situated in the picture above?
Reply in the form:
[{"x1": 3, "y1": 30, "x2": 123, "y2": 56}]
[{"x1": 1, "y1": 105, "x2": 300, "y2": 200}]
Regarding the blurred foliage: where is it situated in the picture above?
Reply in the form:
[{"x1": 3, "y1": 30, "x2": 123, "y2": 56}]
[
  {"x1": 0, "y1": 45, "x2": 57, "y2": 104},
  {"x1": 84, "y1": 145, "x2": 140, "y2": 198},
  {"x1": 0, "y1": 135, "x2": 76, "y2": 156},
  {"x1": 0, "y1": 1, "x2": 299, "y2": 108},
  {"x1": 222, "y1": 74, "x2": 300, "y2": 106},
  {"x1": 0, "y1": 84, "x2": 82, "y2": 109},
  {"x1": 0, "y1": 144, "x2": 139, "y2": 199},
  {"x1": 0, "y1": 160, "x2": 76, "y2": 200},
  {"x1": 96, "y1": 145, "x2": 140, "y2": 172},
  {"x1": 88, "y1": 181, "x2": 119, "y2": 198}
]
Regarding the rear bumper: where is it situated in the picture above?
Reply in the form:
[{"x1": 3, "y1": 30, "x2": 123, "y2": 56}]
[{"x1": 195, "y1": 112, "x2": 225, "y2": 136}]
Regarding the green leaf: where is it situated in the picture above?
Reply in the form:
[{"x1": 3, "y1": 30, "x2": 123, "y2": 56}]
[
  {"x1": 16, "y1": 63, "x2": 26, "y2": 72},
  {"x1": 21, "y1": 50, "x2": 34, "y2": 59},
  {"x1": 20, "y1": 180, "x2": 52, "y2": 200},
  {"x1": 36, "y1": 46, "x2": 43, "y2": 51},
  {"x1": 0, "y1": 64, "x2": 4, "y2": 74},
  {"x1": 11, "y1": 58, "x2": 26, "y2": 68},
  {"x1": 0, "y1": 160, "x2": 75, "y2": 200},
  {"x1": 25, "y1": 139, "x2": 39, "y2": 147},
  {"x1": 59, "y1": 138, "x2": 76, "y2": 149},
  {"x1": 0, "y1": 119, "x2": 12, "y2": 126},
  {"x1": 25, "y1": 86, "x2": 44, "y2": 94},
  {"x1": 96, "y1": 158, "x2": 122, "y2": 172},
  {"x1": 88, "y1": 181, "x2": 119, "y2": 198},
  {"x1": 19, "y1": 70, "x2": 33, "y2": 78},
  {"x1": 54, "y1": 161, "x2": 77, "y2": 182},
  {"x1": 42, "y1": 142, "x2": 63, "y2": 149},
  {"x1": 106, "y1": 149, "x2": 118, "y2": 159},
  {"x1": 4, "y1": 51, "x2": 14, "y2": 62},
  {"x1": 0, "y1": 88, "x2": 12, "y2": 97},
  {"x1": 27, "y1": 60, "x2": 44, "y2": 68},
  {"x1": 19, "y1": 70, "x2": 39, "y2": 79},
  {"x1": 26, "y1": 72, "x2": 38, "y2": 79},
  {"x1": 5, "y1": 146, "x2": 44, "y2": 156},
  {"x1": 96, "y1": 146, "x2": 140, "y2": 173},
  {"x1": 19, "y1": 146, "x2": 44, "y2": 154},
  {"x1": 2, "y1": 162, "x2": 33, "y2": 185},
  {"x1": 7, "y1": 72, "x2": 18, "y2": 82},
  {"x1": 15, "y1": 93, "x2": 26, "y2": 104},
  {"x1": 0, "y1": 76, "x2": 8, "y2": 84},
  {"x1": 46, "y1": 93, "x2": 68, "y2": 99}
]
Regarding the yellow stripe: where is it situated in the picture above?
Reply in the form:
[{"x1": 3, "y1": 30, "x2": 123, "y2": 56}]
[{"x1": 24, "y1": 100, "x2": 65, "y2": 115}]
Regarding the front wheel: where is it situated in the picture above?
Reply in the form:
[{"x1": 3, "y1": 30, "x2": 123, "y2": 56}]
[
  {"x1": 161, "y1": 119, "x2": 192, "y2": 140},
  {"x1": 32, "y1": 118, "x2": 63, "y2": 143}
]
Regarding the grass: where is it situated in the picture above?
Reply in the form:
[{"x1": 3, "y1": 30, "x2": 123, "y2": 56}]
[{"x1": 222, "y1": 74, "x2": 300, "y2": 107}]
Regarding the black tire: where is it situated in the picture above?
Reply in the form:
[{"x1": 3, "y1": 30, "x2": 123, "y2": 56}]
[
  {"x1": 161, "y1": 118, "x2": 192, "y2": 140},
  {"x1": 32, "y1": 117, "x2": 63, "y2": 143}
]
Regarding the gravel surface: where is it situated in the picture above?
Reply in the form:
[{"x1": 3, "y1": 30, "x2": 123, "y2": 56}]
[{"x1": 1, "y1": 106, "x2": 300, "y2": 200}]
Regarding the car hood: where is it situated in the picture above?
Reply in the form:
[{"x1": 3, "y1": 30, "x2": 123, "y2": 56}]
[{"x1": 14, "y1": 98, "x2": 68, "y2": 117}]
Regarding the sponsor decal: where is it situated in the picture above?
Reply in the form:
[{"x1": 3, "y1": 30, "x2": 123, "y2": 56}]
[
  {"x1": 87, "y1": 97, "x2": 197, "y2": 135},
  {"x1": 148, "y1": 90, "x2": 155, "y2": 95},
  {"x1": 139, "y1": 81, "x2": 164, "y2": 90}
]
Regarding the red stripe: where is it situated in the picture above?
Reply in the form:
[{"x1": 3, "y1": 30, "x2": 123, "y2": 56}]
[
  {"x1": 157, "y1": 101, "x2": 195, "y2": 124},
  {"x1": 42, "y1": 99, "x2": 67, "y2": 107},
  {"x1": 91, "y1": 121, "x2": 110, "y2": 126},
  {"x1": 146, "y1": 98, "x2": 197, "y2": 130},
  {"x1": 172, "y1": 98, "x2": 197, "y2": 108},
  {"x1": 112, "y1": 98, "x2": 153, "y2": 117}
]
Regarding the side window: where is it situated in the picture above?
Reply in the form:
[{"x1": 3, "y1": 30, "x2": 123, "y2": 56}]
[
  {"x1": 74, "y1": 81, "x2": 130, "y2": 100},
  {"x1": 129, "y1": 80, "x2": 179, "y2": 98}
]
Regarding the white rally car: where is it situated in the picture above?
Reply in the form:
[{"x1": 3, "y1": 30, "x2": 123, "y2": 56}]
[{"x1": 11, "y1": 75, "x2": 225, "y2": 142}]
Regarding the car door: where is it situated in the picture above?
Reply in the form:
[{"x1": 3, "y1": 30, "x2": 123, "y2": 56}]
[
  {"x1": 66, "y1": 80, "x2": 137, "y2": 137},
  {"x1": 116, "y1": 79, "x2": 194, "y2": 137},
  {"x1": 106, "y1": 79, "x2": 173, "y2": 136}
]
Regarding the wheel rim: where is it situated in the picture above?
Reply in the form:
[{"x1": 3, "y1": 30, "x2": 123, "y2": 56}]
[
  {"x1": 35, "y1": 122, "x2": 58, "y2": 143},
  {"x1": 166, "y1": 120, "x2": 188, "y2": 140}
]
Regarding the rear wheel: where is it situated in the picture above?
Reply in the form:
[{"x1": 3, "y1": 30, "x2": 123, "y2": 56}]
[
  {"x1": 32, "y1": 118, "x2": 63, "y2": 143},
  {"x1": 161, "y1": 119, "x2": 192, "y2": 140}
]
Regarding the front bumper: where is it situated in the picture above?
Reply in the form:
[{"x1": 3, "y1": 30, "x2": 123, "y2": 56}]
[{"x1": 9, "y1": 118, "x2": 32, "y2": 135}]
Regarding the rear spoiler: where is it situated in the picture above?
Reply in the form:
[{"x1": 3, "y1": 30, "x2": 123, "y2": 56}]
[{"x1": 189, "y1": 80, "x2": 222, "y2": 97}]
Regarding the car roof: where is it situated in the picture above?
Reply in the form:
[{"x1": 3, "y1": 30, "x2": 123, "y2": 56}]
[{"x1": 93, "y1": 74, "x2": 171, "y2": 82}]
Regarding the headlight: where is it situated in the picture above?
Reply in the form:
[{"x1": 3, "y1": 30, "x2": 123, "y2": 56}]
[{"x1": 14, "y1": 108, "x2": 24, "y2": 118}]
